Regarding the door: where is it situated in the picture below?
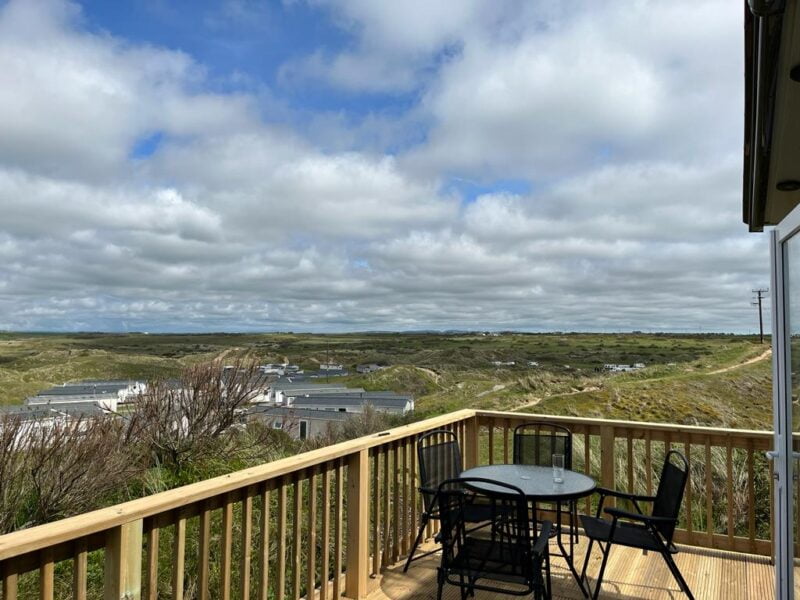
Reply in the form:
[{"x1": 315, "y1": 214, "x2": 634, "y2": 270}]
[{"x1": 771, "y1": 203, "x2": 800, "y2": 598}]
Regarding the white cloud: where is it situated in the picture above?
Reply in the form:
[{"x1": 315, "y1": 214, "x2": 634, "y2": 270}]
[
  {"x1": 281, "y1": 0, "x2": 493, "y2": 92},
  {"x1": 0, "y1": 0, "x2": 768, "y2": 333},
  {"x1": 403, "y1": 0, "x2": 741, "y2": 179}
]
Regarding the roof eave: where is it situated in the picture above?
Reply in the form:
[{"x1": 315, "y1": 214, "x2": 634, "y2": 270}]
[{"x1": 744, "y1": 0, "x2": 786, "y2": 231}]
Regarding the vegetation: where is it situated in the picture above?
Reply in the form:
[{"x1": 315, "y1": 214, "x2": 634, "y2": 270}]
[
  {"x1": 0, "y1": 359, "x2": 291, "y2": 535},
  {"x1": 0, "y1": 331, "x2": 772, "y2": 428},
  {"x1": 0, "y1": 332, "x2": 774, "y2": 599}
]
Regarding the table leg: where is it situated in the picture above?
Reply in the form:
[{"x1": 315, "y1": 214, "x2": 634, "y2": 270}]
[
  {"x1": 569, "y1": 501, "x2": 574, "y2": 565},
  {"x1": 555, "y1": 501, "x2": 589, "y2": 598}
]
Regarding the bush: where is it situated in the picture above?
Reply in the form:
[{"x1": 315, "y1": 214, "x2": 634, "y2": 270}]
[
  {"x1": 0, "y1": 414, "x2": 145, "y2": 533},
  {"x1": 128, "y1": 359, "x2": 273, "y2": 474},
  {"x1": 0, "y1": 359, "x2": 293, "y2": 533}
]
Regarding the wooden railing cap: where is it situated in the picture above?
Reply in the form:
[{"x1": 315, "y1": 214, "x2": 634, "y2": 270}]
[
  {"x1": 0, "y1": 407, "x2": 774, "y2": 563},
  {"x1": 0, "y1": 409, "x2": 477, "y2": 562}
]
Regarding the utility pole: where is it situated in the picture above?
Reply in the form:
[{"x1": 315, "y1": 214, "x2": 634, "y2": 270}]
[{"x1": 752, "y1": 288, "x2": 769, "y2": 344}]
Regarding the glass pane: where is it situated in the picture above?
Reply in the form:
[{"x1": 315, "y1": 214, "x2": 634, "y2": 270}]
[{"x1": 786, "y1": 235, "x2": 800, "y2": 593}]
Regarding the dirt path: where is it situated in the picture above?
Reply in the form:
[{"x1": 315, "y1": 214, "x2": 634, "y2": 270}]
[
  {"x1": 708, "y1": 348, "x2": 771, "y2": 375},
  {"x1": 477, "y1": 384, "x2": 506, "y2": 398},
  {"x1": 415, "y1": 367, "x2": 441, "y2": 382},
  {"x1": 489, "y1": 347, "x2": 771, "y2": 414},
  {"x1": 216, "y1": 347, "x2": 240, "y2": 362},
  {"x1": 516, "y1": 396, "x2": 541, "y2": 409},
  {"x1": 513, "y1": 386, "x2": 600, "y2": 411}
]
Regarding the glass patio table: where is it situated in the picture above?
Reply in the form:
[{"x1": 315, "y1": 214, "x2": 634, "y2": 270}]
[{"x1": 461, "y1": 464, "x2": 596, "y2": 597}]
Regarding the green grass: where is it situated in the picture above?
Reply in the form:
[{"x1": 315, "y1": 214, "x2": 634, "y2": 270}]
[
  {"x1": 523, "y1": 354, "x2": 771, "y2": 429},
  {"x1": 0, "y1": 332, "x2": 772, "y2": 431}
]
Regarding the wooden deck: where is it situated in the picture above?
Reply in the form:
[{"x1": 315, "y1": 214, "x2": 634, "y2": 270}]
[
  {"x1": 0, "y1": 411, "x2": 779, "y2": 600},
  {"x1": 373, "y1": 539, "x2": 774, "y2": 599}
]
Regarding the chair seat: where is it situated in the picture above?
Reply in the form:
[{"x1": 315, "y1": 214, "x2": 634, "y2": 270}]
[
  {"x1": 462, "y1": 501, "x2": 499, "y2": 524},
  {"x1": 445, "y1": 538, "x2": 535, "y2": 587},
  {"x1": 580, "y1": 515, "x2": 665, "y2": 552}
]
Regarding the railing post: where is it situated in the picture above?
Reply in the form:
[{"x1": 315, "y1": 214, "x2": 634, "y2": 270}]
[
  {"x1": 105, "y1": 519, "x2": 143, "y2": 600},
  {"x1": 345, "y1": 449, "x2": 369, "y2": 599},
  {"x1": 2, "y1": 561, "x2": 18, "y2": 600},
  {"x1": 600, "y1": 426, "x2": 616, "y2": 507},
  {"x1": 464, "y1": 416, "x2": 480, "y2": 469}
]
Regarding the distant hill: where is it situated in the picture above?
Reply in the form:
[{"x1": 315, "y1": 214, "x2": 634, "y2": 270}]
[{"x1": 0, "y1": 332, "x2": 772, "y2": 431}]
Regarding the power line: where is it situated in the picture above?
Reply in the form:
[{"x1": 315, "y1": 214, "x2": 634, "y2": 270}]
[{"x1": 752, "y1": 288, "x2": 769, "y2": 344}]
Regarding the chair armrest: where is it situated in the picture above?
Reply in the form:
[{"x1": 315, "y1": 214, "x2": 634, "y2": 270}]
[
  {"x1": 533, "y1": 521, "x2": 552, "y2": 556},
  {"x1": 594, "y1": 487, "x2": 656, "y2": 517},
  {"x1": 595, "y1": 487, "x2": 656, "y2": 503},
  {"x1": 604, "y1": 507, "x2": 676, "y2": 524}
]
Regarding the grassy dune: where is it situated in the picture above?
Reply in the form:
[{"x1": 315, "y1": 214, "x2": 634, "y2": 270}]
[
  {"x1": 0, "y1": 332, "x2": 772, "y2": 431},
  {"x1": 524, "y1": 358, "x2": 771, "y2": 429}
]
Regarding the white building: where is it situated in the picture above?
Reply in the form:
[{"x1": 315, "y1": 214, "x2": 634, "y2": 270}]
[
  {"x1": 26, "y1": 380, "x2": 149, "y2": 411},
  {"x1": 267, "y1": 381, "x2": 351, "y2": 404}
]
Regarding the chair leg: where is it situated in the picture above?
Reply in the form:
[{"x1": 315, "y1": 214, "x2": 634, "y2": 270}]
[
  {"x1": 545, "y1": 551, "x2": 552, "y2": 600},
  {"x1": 661, "y1": 551, "x2": 695, "y2": 600},
  {"x1": 436, "y1": 568, "x2": 445, "y2": 600},
  {"x1": 403, "y1": 515, "x2": 429, "y2": 572},
  {"x1": 534, "y1": 570, "x2": 544, "y2": 600},
  {"x1": 579, "y1": 538, "x2": 595, "y2": 585},
  {"x1": 591, "y1": 540, "x2": 613, "y2": 600}
]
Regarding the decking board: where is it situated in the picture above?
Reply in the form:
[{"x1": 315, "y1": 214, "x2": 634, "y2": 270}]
[{"x1": 374, "y1": 540, "x2": 774, "y2": 599}]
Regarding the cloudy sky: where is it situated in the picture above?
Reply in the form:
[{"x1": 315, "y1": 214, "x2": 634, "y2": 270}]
[{"x1": 0, "y1": 0, "x2": 768, "y2": 333}]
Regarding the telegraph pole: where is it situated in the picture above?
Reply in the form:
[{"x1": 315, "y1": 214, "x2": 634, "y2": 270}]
[{"x1": 752, "y1": 288, "x2": 769, "y2": 344}]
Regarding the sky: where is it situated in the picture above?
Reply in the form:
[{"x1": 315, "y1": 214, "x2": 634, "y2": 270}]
[{"x1": 0, "y1": 0, "x2": 769, "y2": 333}]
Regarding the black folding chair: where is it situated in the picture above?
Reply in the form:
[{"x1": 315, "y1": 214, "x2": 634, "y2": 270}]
[
  {"x1": 513, "y1": 422, "x2": 578, "y2": 542},
  {"x1": 435, "y1": 477, "x2": 551, "y2": 600},
  {"x1": 404, "y1": 430, "x2": 496, "y2": 572},
  {"x1": 579, "y1": 450, "x2": 694, "y2": 600}
]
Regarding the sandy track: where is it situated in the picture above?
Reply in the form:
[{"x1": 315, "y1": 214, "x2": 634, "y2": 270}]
[
  {"x1": 477, "y1": 384, "x2": 507, "y2": 398},
  {"x1": 415, "y1": 367, "x2": 441, "y2": 382},
  {"x1": 513, "y1": 386, "x2": 600, "y2": 410},
  {"x1": 708, "y1": 348, "x2": 771, "y2": 374}
]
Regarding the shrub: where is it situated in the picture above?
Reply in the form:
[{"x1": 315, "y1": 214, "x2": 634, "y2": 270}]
[
  {"x1": 0, "y1": 413, "x2": 144, "y2": 533},
  {"x1": 128, "y1": 359, "x2": 273, "y2": 473}
]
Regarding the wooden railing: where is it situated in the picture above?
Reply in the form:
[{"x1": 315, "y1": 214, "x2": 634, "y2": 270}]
[
  {"x1": 0, "y1": 409, "x2": 774, "y2": 600},
  {"x1": 475, "y1": 411, "x2": 774, "y2": 556}
]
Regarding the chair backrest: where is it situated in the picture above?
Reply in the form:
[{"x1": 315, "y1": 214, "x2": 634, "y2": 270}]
[
  {"x1": 652, "y1": 450, "x2": 689, "y2": 542},
  {"x1": 417, "y1": 430, "x2": 463, "y2": 514},
  {"x1": 513, "y1": 422, "x2": 572, "y2": 469},
  {"x1": 435, "y1": 477, "x2": 534, "y2": 588}
]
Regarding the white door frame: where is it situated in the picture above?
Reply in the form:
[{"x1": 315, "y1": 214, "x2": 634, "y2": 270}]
[{"x1": 771, "y1": 203, "x2": 800, "y2": 598}]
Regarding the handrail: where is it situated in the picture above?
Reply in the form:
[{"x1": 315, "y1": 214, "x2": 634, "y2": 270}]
[
  {"x1": 0, "y1": 408, "x2": 476, "y2": 562},
  {"x1": 474, "y1": 410, "x2": 772, "y2": 440},
  {"x1": 0, "y1": 408, "x2": 777, "y2": 599},
  {"x1": 475, "y1": 410, "x2": 774, "y2": 556}
]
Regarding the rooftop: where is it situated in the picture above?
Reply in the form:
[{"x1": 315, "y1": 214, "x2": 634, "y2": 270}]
[
  {"x1": 1, "y1": 402, "x2": 107, "y2": 419},
  {"x1": 35, "y1": 382, "x2": 132, "y2": 396},
  {"x1": 250, "y1": 405, "x2": 352, "y2": 421},
  {"x1": 290, "y1": 394, "x2": 410, "y2": 409},
  {"x1": 270, "y1": 380, "x2": 349, "y2": 390}
]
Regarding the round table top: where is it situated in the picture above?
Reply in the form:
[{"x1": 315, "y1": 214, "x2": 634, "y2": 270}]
[{"x1": 461, "y1": 464, "x2": 596, "y2": 501}]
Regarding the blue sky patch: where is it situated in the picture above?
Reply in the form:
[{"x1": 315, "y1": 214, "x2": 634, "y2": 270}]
[
  {"x1": 443, "y1": 177, "x2": 533, "y2": 203},
  {"x1": 130, "y1": 131, "x2": 164, "y2": 159}
]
